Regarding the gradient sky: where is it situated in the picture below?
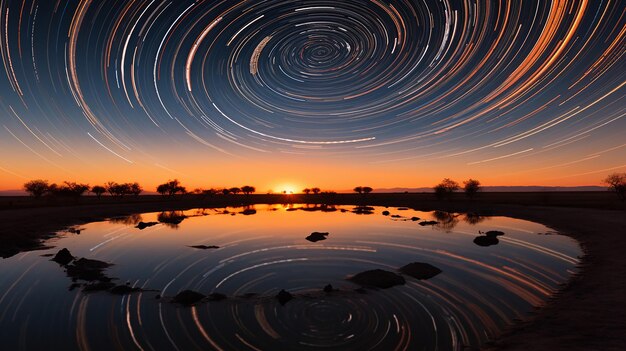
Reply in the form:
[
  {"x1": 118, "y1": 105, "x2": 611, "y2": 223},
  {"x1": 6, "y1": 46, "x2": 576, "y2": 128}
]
[{"x1": 0, "y1": 0, "x2": 624, "y2": 192}]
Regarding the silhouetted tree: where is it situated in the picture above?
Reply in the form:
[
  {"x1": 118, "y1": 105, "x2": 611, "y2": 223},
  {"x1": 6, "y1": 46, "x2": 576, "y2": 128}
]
[
  {"x1": 241, "y1": 185, "x2": 255, "y2": 195},
  {"x1": 107, "y1": 183, "x2": 131, "y2": 197},
  {"x1": 156, "y1": 179, "x2": 185, "y2": 196},
  {"x1": 129, "y1": 182, "x2": 143, "y2": 197},
  {"x1": 24, "y1": 179, "x2": 50, "y2": 198},
  {"x1": 434, "y1": 178, "x2": 459, "y2": 200},
  {"x1": 192, "y1": 188, "x2": 204, "y2": 195},
  {"x1": 463, "y1": 179, "x2": 481, "y2": 199},
  {"x1": 303, "y1": 188, "x2": 311, "y2": 194},
  {"x1": 156, "y1": 184, "x2": 168, "y2": 196},
  {"x1": 221, "y1": 188, "x2": 231, "y2": 195},
  {"x1": 353, "y1": 186, "x2": 363, "y2": 194},
  {"x1": 604, "y1": 173, "x2": 626, "y2": 201},
  {"x1": 203, "y1": 188, "x2": 219, "y2": 196},
  {"x1": 91, "y1": 185, "x2": 106, "y2": 199},
  {"x1": 229, "y1": 187, "x2": 241, "y2": 195},
  {"x1": 362, "y1": 186, "x2": 373, "y2": 194},
  {"x1": 311, "y1": 187, "x2": 321, "y2": 195},
  {"x1": 105, "y1": 181, "x2": 118, "y2": 196},
  {"x1": 50, "y1": 182, "x2": 90, "y2": 197}
]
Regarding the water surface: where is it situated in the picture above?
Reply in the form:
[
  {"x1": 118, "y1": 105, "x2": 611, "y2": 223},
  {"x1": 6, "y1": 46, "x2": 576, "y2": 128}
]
[{"x1": 0, "y1": 205, "x2": 580, "y2": 350}]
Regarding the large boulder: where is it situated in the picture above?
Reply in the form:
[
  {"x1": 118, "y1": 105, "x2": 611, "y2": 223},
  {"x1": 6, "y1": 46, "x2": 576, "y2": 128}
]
[{"x1": 348, "y1": 269, "x2": 406, "y2": 289}]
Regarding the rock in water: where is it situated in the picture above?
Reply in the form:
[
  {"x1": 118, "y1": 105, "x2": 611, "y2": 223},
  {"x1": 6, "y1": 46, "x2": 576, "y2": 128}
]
[
  {"x1": 348, "y1": 269, "x2": 406, "y2": 289},
  {"x1": 419, "y1": 221, "x2": 438, "y2": 226},
  {"x1": 485, "y1": 230, "x2": 505, "y2": 237},
  {"x1": 323, "y1": 284, "x2": 335, "y2": 293},
  {"x1": 52, "y1": 248, "x2": 74, "y2": 265},
  {"x1": 399, "y1": 262, "x2": 442, "y2": 280},
  {"x1": 189, "y1": 245, "x2": 220, "y2": 250},
  {"x1": 382, "y1": 211, "x2": 390, "y2": 216},
  {"x1": 65, "y1": 258, "x2": 112, "y2": 282},
  {"x1": 172, "y1": 290, "x2": 206, "y2": 305},
  {"x1": 473, "y1": 236, "x2": 499, "y2": 247},
  {"x1": 276, "y1": 289, "x2": 293, "y2": 305},
  {"x1": 208, "y1": 293, "x2": 227, "y2": 301},
  {"x1": 135, "y1": 221, "x2": 158, "y2": 230},
  {"x1": 306, "y1": 232, "x2": 329, "y2": 242}
]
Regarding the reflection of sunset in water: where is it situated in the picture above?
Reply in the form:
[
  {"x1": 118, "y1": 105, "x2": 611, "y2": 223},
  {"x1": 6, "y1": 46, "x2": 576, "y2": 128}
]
[{"x1": 0, "y1": 205, "x2": 580, "y2": 350}]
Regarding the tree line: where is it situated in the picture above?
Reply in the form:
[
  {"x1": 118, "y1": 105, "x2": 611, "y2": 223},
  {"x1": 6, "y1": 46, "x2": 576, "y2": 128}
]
[{"x1": 21, "y1": 173, "x2": 626, "y2": 201}]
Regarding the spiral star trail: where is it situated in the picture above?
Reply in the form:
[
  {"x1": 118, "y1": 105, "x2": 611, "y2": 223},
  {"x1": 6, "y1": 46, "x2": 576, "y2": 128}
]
[{"x1": 0, "y1": 0, "x2": 624, "y2": 190}]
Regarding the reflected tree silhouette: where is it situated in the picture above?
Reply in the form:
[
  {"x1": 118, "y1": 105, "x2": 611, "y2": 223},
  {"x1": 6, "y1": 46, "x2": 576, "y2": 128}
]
[
  {"x1": 463, "y1": 213, "x2": 486, "y2": 225},
  {"x1": 432, "y1": 211, "x2": 460, "y2": 232},
  {"x1": 109, "y1": 213, "x2": 143, "y2": 225},
  {"x1": 158, "y1": 211, "x2": 187, "y2": 228}
]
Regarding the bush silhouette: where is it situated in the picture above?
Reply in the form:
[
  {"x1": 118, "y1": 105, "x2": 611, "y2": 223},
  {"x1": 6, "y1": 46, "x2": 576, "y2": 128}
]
[
  {"x1": 156, "y1": 179, "x2": 186, "y2": 196},
  {"x1": 24, "y1": 179, "x2": 50, "y2": 198},
  {"x1": 434, "y1": 178, "x2": 459, "y2": 200},
  {"x1": 463, "y1": 179, "x2": 481, "y2": 199},
  {"x1": 241, "y1": 186, "x2": 255, "y2": 195},
  {"x1": 91, "y1": 185, "x2": 106, "y2": 199},
  {"x1": 604, "y1": 173, "x2": 626, "y2": 201}
]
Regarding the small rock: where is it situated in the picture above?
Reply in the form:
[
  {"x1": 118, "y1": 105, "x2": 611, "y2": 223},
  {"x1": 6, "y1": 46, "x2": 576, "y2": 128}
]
[
  {"x1": 348, "y1": 269, "x2": 406, "y2": 289},
  {"x1": 473, "y1": 236, "x2": 499, "y2": 247},
  {"x1": 485, "y1": 230, "x2": 505, "y2": 237},
  {"x1": 306, "y1": 232, "x2": 329, "y2": 242},
  {"x1": 399, "y1": 262, "x2": 442, "y2": 280},
  {"x1": 411, "y1": 217, "x2": 420, "y2": 221},
  {"x1": 189, "y1": 245, "x2": 220, "y2": 250},
  {"x1": 323, "y1": 284, "x2": 335, "y2": 293},
  {"x1": 382, "y1": 211, "x2": 390, "y2": 216},
  {"x1": 276, "y1": 289, "x2": 293, "y2": 305},
  {"x1": 136, "y1": 221, "x2": 158, "y2": 230},
  {"x1": 52, "y1": 248, "x2": 74, "y2": 265},
  {"x1": 208, "y1": 293, "x2": 227, "y2": 301},
  {"x1": 419, "y1": 221, "x2": 438, "y2": 226},
  {"x1": 172, "y1": 290, "x2": 205, "y2": 305},
  {"x1": 241, "y1": 209, "x2": 257, "y2": 215}
]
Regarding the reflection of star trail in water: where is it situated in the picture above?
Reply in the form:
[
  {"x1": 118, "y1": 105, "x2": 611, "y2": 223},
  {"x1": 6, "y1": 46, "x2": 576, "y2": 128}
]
[
  {"x1": 0, "y1": 1, "x2": 624, "y2": 187},
  {"x1": 0, "y1": 206, "x2": 582, "y2": 350}
]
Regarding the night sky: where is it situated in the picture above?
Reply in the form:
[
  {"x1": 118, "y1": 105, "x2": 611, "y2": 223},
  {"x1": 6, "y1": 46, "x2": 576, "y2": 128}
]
[{"x1": 0, "y1": 0, "x2": 624, "y2": 191}]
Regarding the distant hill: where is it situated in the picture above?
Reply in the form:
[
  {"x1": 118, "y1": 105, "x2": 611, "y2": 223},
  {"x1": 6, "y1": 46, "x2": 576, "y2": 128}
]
[
  {"x1": 372, "y1": 186, "x2": 606, "y2": 193},
  {"x1": 0, "y1": 190, "x2": 25, "y2": 196}
]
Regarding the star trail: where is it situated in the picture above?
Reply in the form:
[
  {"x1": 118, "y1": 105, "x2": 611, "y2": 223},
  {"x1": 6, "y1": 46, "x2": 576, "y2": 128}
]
[{"x1": 0, "y1": 0, "x2": 624, "y2": 190}]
